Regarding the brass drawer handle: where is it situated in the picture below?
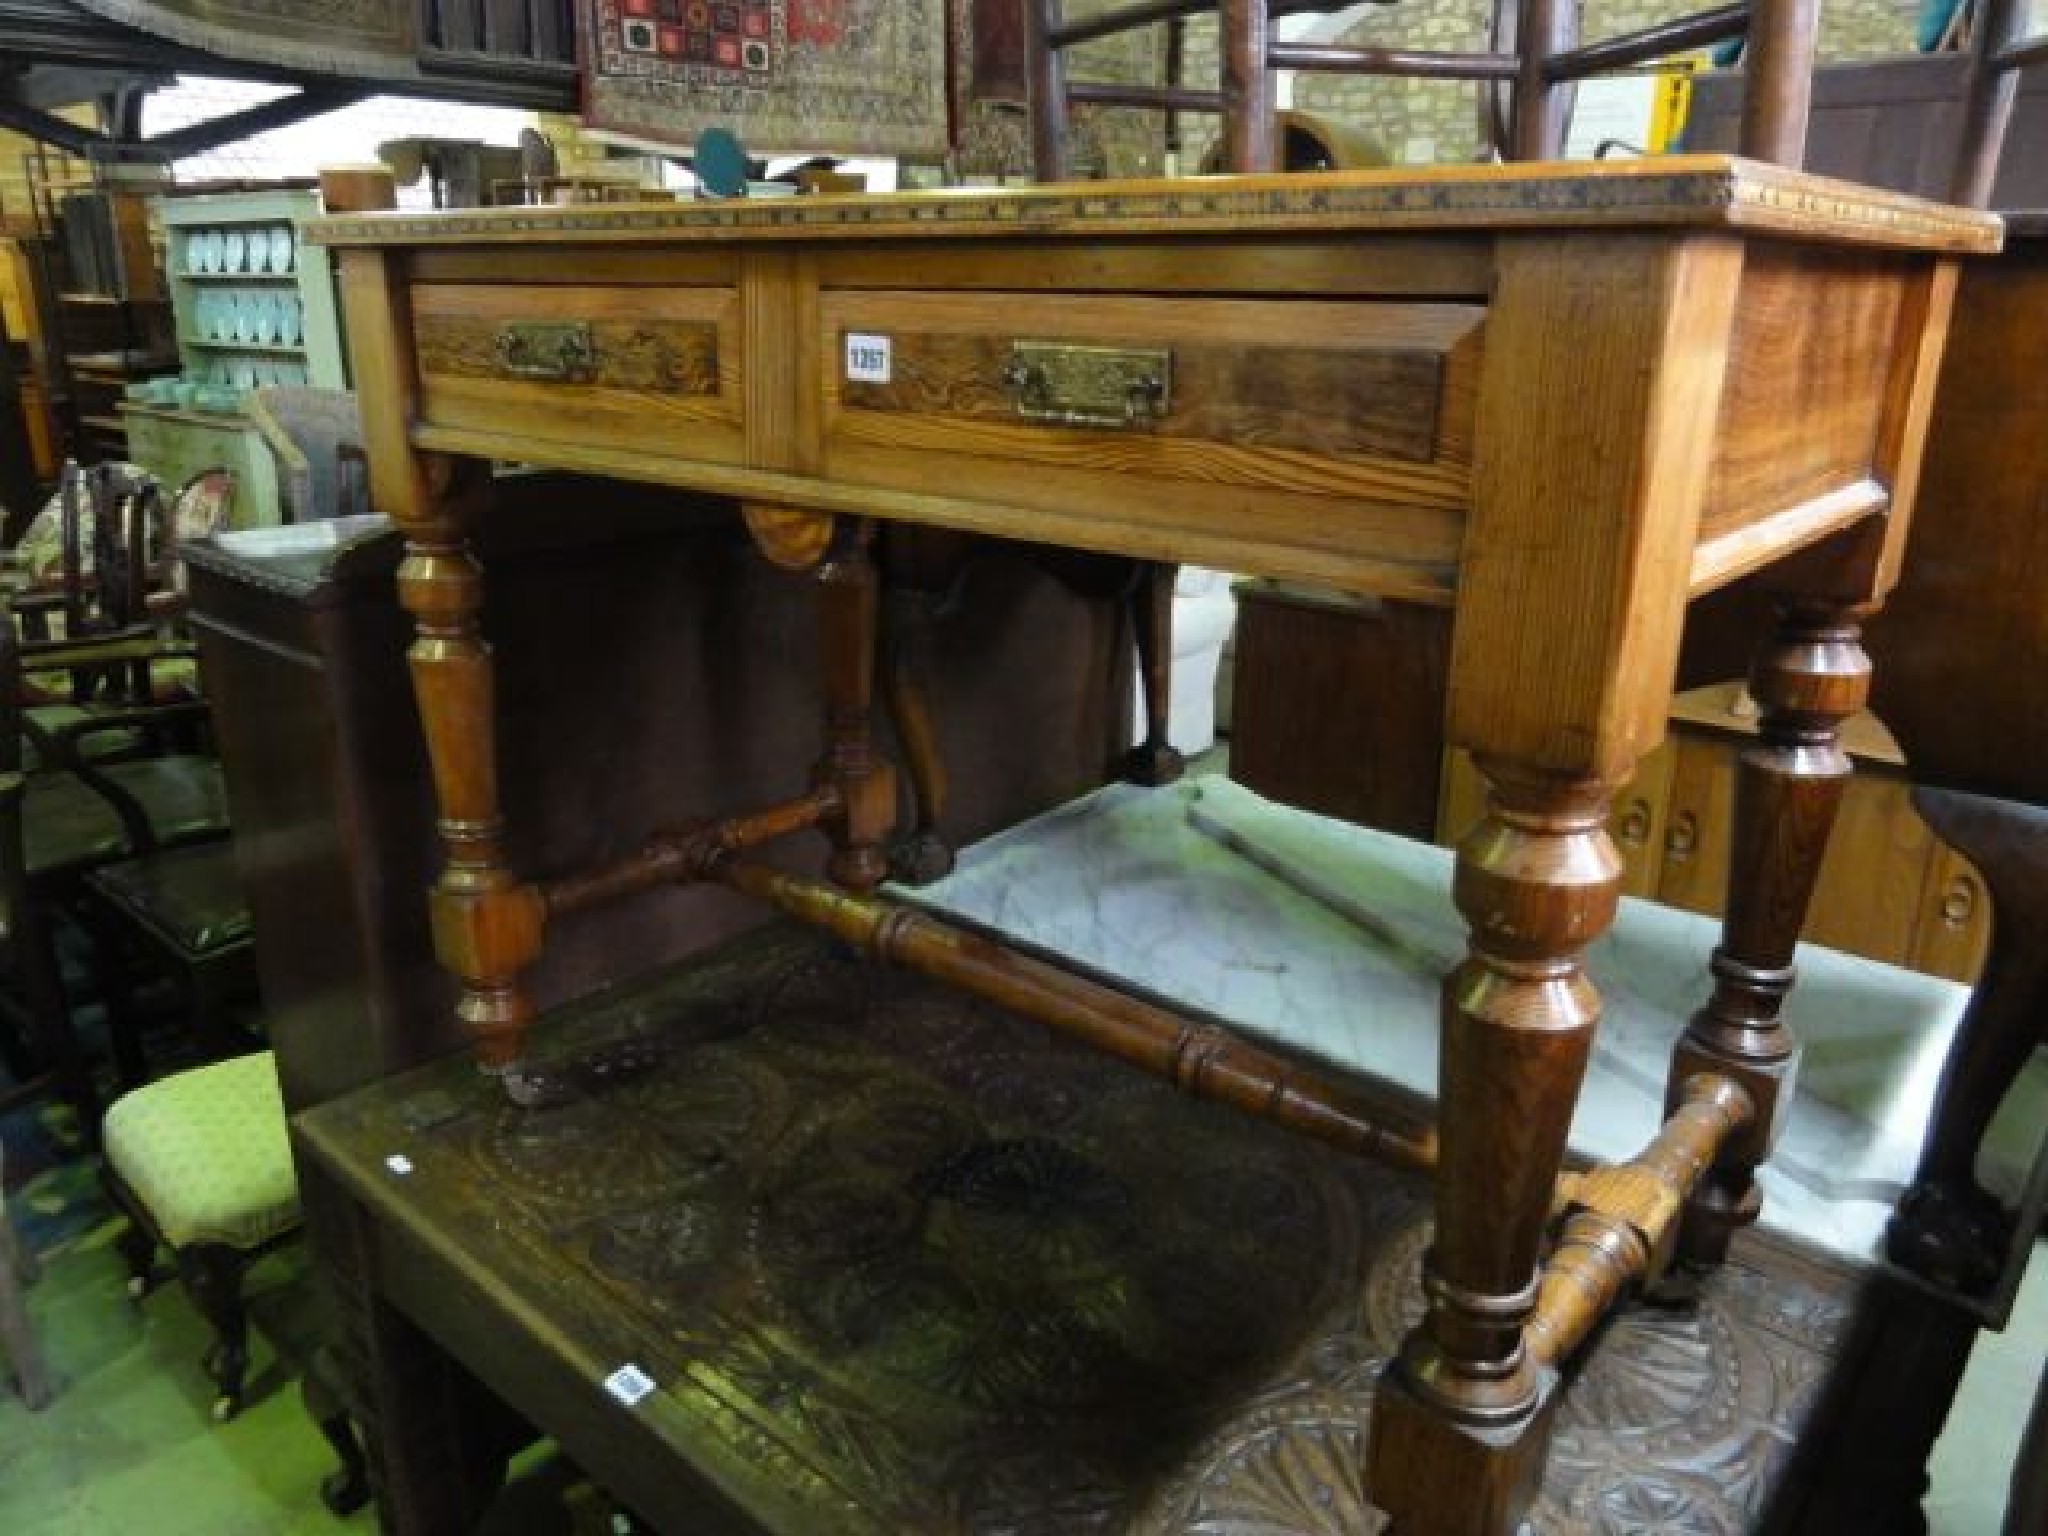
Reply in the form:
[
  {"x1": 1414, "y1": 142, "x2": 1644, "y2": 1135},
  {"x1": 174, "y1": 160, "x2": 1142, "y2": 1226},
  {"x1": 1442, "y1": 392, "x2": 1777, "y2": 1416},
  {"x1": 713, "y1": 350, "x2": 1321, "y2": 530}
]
[
  {"x1": 495, "y1": 322, "x2": 597, "y2": 383},
  {"x1": 1002, "y1": 341, "x2": 1171, "y2": 429}
]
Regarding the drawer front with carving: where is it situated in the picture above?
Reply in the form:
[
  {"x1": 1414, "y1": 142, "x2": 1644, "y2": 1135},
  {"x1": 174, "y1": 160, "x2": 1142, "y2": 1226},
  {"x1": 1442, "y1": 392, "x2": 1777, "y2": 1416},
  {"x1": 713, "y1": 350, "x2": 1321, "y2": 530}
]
[
  {"x1": 411, "y1": 283, "x2": 744, "y2": 465},
  {"x1": 818, "y1": 291, "x2": 1484, "y2": 599}
]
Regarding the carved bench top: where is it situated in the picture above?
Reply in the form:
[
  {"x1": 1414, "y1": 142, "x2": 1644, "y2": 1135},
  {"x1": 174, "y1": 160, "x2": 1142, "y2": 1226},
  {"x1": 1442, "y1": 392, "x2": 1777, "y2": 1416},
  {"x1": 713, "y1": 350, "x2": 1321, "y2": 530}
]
[{"x1": 297, "y1": 924, "x2": 1877, "y2": 1536}]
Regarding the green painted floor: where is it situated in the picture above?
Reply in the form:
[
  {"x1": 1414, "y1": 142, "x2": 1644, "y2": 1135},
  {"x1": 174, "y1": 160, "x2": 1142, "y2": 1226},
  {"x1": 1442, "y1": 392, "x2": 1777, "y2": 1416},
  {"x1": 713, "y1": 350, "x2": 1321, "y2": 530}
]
[
  {"x1": 0, "y1": 1199, "x2": 367, "y2": 1534},
  {"x1": 3, "y1": 1123, "x2": 2041, "y2": 1534}
]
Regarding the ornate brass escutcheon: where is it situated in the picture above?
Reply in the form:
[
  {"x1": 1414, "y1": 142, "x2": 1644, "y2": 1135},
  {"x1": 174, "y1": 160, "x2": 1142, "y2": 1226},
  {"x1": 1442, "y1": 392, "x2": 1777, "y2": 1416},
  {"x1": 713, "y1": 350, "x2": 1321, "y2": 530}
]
[
  {"x1": 495, "y1": 321, "x2": 598, "y2": 382},
  {"x1": 1001, "y1": 342, "x2": 1172, "y2": 428}
]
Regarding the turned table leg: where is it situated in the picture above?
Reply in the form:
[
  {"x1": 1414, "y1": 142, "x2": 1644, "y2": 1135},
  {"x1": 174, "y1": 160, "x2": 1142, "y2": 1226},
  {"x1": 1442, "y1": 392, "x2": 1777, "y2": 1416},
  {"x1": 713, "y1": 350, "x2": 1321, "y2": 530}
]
[
  {"x1": 815, "y1": 521, "x2": 897, "y2": 893},
  {"x1": 1124, "y1": 560, "x2": 1187, "y2": 787},
  {"x1": 880, "y1": 579, "x2": 956, "y2": 885},
  {"x1": 396, "y1": 458, "x2": 545, "y2": 1077},
  {"x1": 1369, "y1": 759, "x2": 1625, "y2": 1535},
  {"x1": 1671, "y1": 599, "x2": 1870, "y2": 1265}
]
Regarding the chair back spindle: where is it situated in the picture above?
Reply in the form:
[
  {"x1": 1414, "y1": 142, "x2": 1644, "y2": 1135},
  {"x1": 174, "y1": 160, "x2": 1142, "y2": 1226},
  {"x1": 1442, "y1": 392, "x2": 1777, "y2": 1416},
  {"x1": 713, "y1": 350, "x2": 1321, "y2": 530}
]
[
  {"x1": 1025, "y1": 0, "x2": 1824, "y2": 177},
  {"x1": 1951, "y1": 0, "x2": 2037, "y2": 207}
]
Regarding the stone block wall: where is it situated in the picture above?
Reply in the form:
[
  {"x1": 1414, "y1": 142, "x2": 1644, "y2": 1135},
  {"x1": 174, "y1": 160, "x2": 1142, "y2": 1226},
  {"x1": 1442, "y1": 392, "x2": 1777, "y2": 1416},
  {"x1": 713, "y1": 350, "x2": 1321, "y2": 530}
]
[
  {"x1": 1293, "y1": 0, "x2": 1925, "y2": 163},
  {"x1": 990, "y1": 0, "x2": 1943, "y2": 176}
]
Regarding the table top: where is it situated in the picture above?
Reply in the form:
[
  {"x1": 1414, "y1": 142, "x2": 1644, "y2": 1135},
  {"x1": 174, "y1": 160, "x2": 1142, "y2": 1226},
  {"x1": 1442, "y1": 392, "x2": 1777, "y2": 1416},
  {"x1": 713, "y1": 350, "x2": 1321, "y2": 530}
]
[
  {"x1": 317, "y1": 152, "x2": 1997, "y2": 787},
  {"x1": 305, "y1": 157, "x2": 2002, "y2": 254}
]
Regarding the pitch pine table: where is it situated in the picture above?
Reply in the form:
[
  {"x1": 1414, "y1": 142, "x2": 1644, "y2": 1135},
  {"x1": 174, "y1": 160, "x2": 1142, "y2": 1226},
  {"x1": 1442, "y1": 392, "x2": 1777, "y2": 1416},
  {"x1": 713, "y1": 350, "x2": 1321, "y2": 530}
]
[{"x1": 307, "y1": 159, "x2": 1998, "y2": 1535}]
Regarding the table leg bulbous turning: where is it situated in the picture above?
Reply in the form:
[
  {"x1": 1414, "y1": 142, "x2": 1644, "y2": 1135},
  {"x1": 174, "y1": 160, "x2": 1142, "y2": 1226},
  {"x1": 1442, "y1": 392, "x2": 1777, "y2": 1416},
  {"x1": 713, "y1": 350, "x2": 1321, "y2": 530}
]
[
  {"x1": 395, "y1": 463, "x2": 545, "y2": 1078},
  {"x1": 1369, "y1": 761, "x2": 1623, "y2": 1535},
  {"x1": 1671, "y1": 601, "x2": 1870, "y2": 1266},
  {"x1": 880, "y1": 582, "x2": 957, "y2": 886}
]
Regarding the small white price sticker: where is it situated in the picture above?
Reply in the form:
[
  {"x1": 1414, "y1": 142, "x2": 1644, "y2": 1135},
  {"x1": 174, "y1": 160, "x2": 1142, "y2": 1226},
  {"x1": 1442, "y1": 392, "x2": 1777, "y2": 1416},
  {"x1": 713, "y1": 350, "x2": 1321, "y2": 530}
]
[
  {"x1": 604, "y1": 1363, "x2": 657, "y2": 1408},
  {"x1": 844, "y1": 332, "x2": 892, "y2": 384}
]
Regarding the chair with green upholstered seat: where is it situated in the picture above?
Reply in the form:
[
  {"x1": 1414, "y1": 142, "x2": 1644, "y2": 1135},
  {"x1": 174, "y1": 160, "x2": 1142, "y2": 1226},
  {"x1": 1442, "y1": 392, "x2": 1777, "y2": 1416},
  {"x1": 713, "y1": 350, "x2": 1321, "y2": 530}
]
[{"x1": 101, "y1": 1048, "x2": 300, "y2": 1420}]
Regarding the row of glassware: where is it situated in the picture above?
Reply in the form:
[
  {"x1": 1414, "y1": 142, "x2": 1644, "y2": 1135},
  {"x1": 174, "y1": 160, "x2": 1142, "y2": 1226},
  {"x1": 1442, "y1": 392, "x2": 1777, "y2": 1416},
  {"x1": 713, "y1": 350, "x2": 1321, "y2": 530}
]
[
  {"x1": 127, "y1": 354, "x2": 309, "y2": 412},
  {"x1": 182, "y1": 224, "x2": 297, "y2": 276},
  {"x1": 191, "y1": 288, "x2": 306, "y2": 347},
  {"x1": 201, "y1": 354, "x2": 309, "y2": 390}
]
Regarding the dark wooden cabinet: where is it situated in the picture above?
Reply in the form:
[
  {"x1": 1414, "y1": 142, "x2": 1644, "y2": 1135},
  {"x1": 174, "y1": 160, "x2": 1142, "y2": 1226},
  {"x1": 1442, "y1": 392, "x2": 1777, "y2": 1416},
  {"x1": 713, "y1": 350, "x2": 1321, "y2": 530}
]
[
  {"x1": 1687, "y1": 55, "x2": 2048, "y2": 209},
  {"x1": 187, "y1": 486, "x2": 1135, "y2": 1114},
  {"x1": 1228, "y1": 580, "x2": 1449, "y2": 842}
]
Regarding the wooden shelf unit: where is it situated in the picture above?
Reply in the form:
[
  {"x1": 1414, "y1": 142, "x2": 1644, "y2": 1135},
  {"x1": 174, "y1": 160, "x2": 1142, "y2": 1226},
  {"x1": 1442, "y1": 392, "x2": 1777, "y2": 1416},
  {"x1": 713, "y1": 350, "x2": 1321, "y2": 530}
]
[
  {"x1": 122, "y1": 188, "x2": 350, "y2": 525},
  {"x1": 20, "y1": 154, "x2": 178, "y2": 464}
]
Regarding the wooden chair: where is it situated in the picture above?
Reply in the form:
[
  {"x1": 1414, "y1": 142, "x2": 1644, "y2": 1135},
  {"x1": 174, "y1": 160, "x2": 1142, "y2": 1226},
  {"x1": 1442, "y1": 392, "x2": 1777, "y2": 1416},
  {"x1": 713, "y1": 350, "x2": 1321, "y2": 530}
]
[
  {"x1": 0, "y1": 1133, "x2": 53, "y2": 1410},
  {"x1": 1863, "y1": 0, "x2": 2048, "y2": 1303},
  {"x1": 10, "y1": 463, "x2": 162, "y2": 694},
  {"x1": 1023, "y1": 0, "x2": 1823, "y2": 179},
  {"x1": 244, "y1": 388, "x2": 368, "y2": 524},
  {"x1": 82, "y1": 838, "x2": 257, "y2": 1087},
  {"x1": 0, "y1": 485, "x2": 233, "y2": 1117},
  {"x1": 100, "y1": 1048, "x2": 300, "y2": 1422}
]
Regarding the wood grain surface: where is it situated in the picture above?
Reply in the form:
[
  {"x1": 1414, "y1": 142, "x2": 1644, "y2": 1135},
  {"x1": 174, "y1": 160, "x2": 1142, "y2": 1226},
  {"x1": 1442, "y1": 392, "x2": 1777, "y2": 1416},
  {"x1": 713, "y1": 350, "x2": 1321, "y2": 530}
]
[
  {"x1": 829, "y1": 291, "x2": 1473, "y2": 464},
  {"x1": 304, "y1": 157, "x2": 2001, "y2": 253}
]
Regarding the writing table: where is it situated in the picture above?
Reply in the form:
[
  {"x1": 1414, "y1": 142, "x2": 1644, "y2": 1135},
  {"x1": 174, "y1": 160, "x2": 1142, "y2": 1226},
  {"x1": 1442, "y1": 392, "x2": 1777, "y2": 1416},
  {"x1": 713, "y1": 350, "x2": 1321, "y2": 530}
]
[{"x1": 307, "y1": 159, "x2": 1998, "y2": 1534}]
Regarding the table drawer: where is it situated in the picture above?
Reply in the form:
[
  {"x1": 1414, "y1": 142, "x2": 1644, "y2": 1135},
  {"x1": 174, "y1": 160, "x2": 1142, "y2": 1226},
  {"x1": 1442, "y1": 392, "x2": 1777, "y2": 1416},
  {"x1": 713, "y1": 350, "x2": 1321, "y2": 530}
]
[
  {"x1": 411, "y1": 284, "x2": 744, "y2": 465},
  {"x1": 819, "y1": 292, "x2": 1482, "y2": 588}
]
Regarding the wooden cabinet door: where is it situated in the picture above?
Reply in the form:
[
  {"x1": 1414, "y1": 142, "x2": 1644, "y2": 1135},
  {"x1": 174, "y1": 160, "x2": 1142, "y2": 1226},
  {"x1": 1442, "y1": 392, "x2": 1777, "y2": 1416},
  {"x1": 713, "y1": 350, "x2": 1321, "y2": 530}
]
[
  {"x1": 1608, "y1": 741, "x2": 1678, "y2": 901},
  {"x1": 1655, "y1": 731, "x2": 1955, "y2": 973},
  {"x1": 1653, "y1": 733, "x2": 1736, "y2": 920},
  {"x1": 1802, "y1": 772, "x2": 1936, "y2": 965},
  {"x1": 1911, "y1": 840, "x2": 1994, "y2": 983}
]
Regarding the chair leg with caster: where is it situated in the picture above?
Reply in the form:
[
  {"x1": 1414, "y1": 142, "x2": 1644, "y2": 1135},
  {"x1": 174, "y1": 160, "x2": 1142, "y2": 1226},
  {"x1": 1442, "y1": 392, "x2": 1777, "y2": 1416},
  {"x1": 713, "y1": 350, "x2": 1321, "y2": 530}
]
[
  {"x1": 177, "y1": 1243, "x2": 250, "y2": 1422},
  {"x1": 102, "y1": 1054, "x2": 301, "y2": 1423},
  {"x1": 114, "y1": 1219, "x2": 160, "y2": 1301}
]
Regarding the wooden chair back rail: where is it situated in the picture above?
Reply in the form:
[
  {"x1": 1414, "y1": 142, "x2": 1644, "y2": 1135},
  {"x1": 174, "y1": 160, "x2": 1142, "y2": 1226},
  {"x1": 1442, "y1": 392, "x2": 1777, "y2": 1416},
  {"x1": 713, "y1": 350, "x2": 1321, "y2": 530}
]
[
  {"x1": 1027, "y1": 0, "x2": 1820, "y2": 173},
  {"x1": 1538, "y1": 5, "x2": 1747, "y2": 81},
  {"x1": 1043, "y1": 0, "x2": 1348, "y2": 49}
]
